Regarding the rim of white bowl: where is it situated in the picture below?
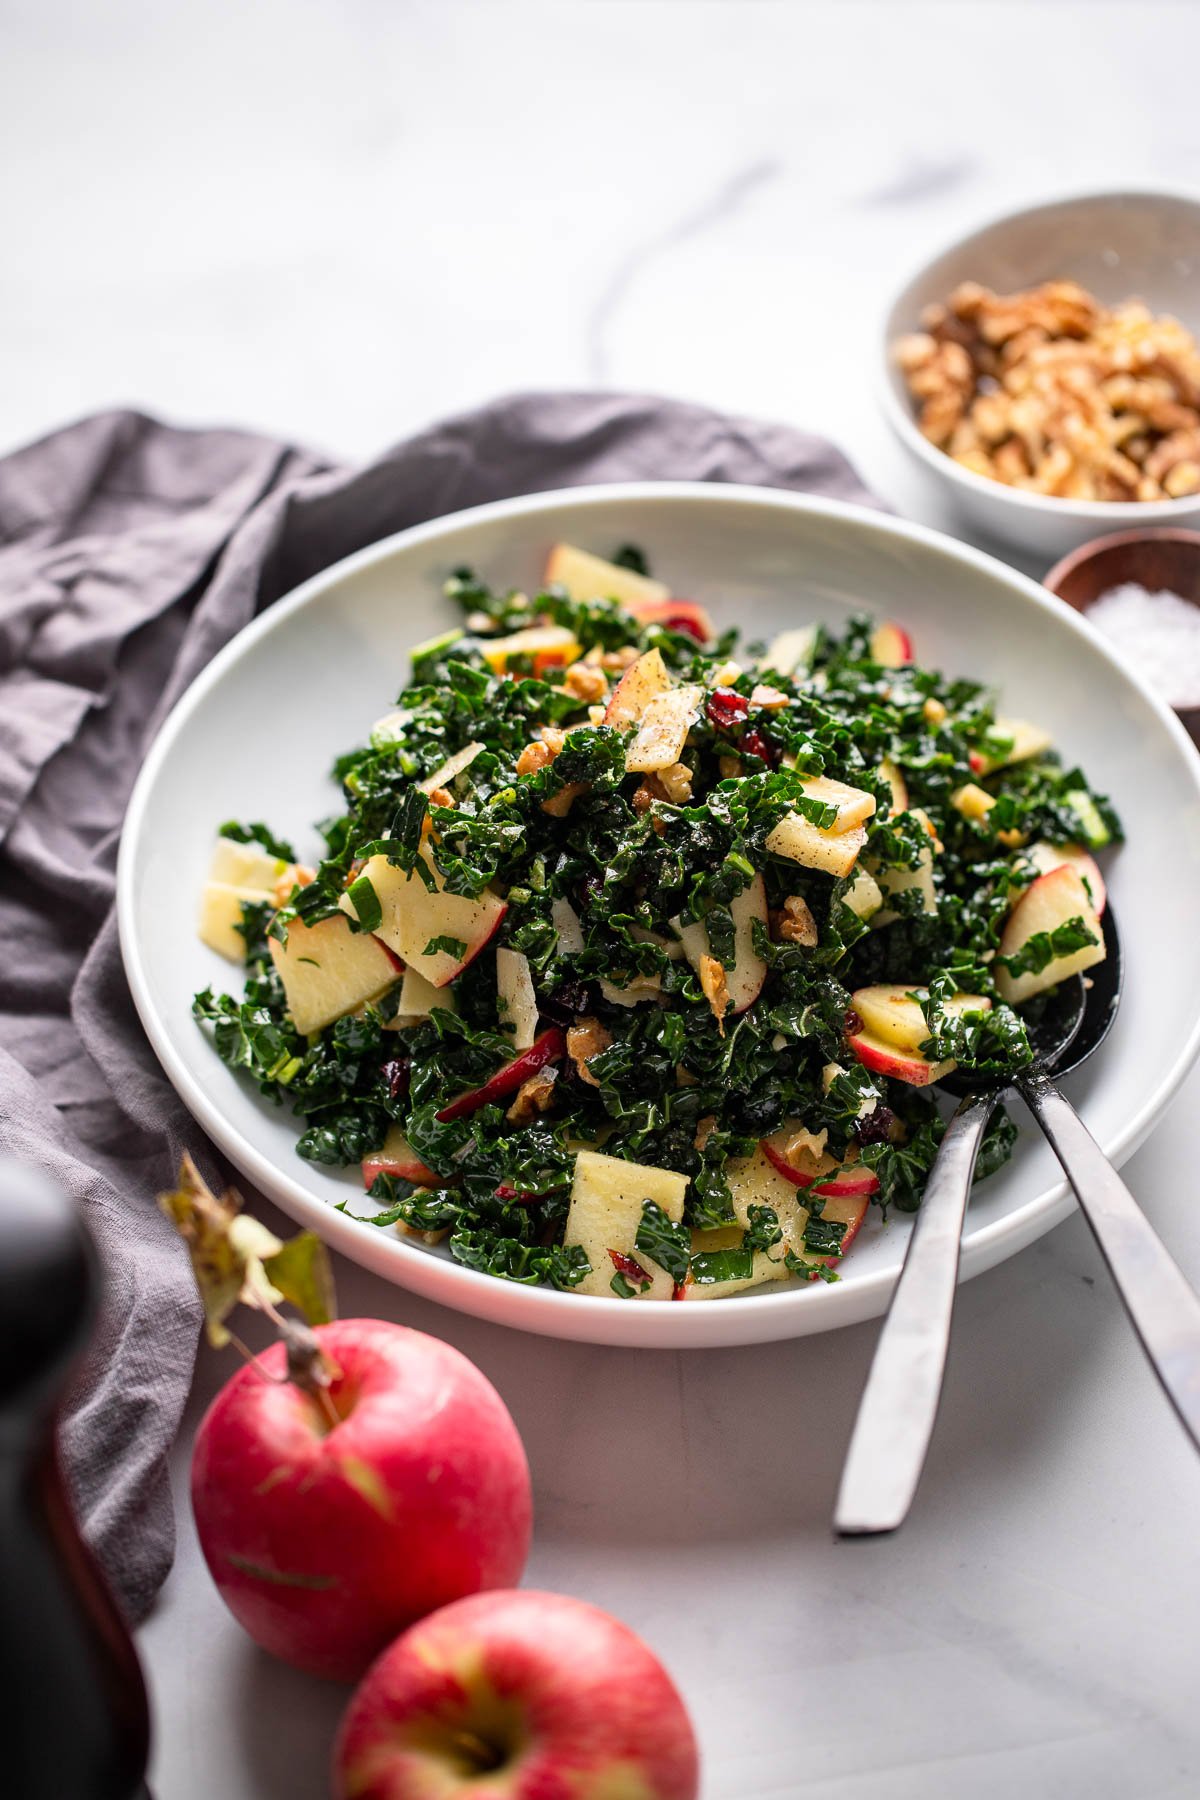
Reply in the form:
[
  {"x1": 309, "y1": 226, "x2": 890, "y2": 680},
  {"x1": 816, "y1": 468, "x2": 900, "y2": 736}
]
[
  {"x1": 878, "y1": 184, "x2": 1200, "y2": 523},
  {"x1": 118, "y1": 481, "x2": 1200, "y2": 1346}
]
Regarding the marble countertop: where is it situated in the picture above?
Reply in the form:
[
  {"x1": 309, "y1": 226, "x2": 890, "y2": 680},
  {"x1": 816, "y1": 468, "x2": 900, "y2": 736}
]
[{"x1": 7, "y1": 2, "x2": 1200, "y2": 1795}]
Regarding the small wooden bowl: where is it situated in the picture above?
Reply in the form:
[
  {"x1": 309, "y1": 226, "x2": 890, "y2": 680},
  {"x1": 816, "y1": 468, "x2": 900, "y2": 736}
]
[{"x1": 1044, "y1": 528, "x2": 1200, "y2": 747}]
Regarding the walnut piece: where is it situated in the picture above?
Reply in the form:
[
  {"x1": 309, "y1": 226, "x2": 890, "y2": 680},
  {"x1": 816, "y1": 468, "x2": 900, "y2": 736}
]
[
  {"x1": 563, "y1": 661, "x2": 608, "y2": 703},
  {"x1": 699, "y1": 954, "x2": 730, "y2": 1035},
  {"x1": 505, "y1": 1066, "x2": 558, "y2": 1125},
  {"x1": 777, "y1": 895, "x2": 818, "y2": 947},
  {"x1": 566, "y1": 1017, "x2": 612, "y2": 1087}
]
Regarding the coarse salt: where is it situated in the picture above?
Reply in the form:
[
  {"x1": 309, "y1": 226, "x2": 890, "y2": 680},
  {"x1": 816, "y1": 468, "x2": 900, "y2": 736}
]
[{"x1": 1086, "y1": 582, "x2": 1200, "y2": 709}]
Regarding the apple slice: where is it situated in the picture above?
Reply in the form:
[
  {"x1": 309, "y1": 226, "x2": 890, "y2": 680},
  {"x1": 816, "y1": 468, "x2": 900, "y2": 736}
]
[
  {"x1": 870, "y1": 622, "x2": 913, "y2": 667},
  {"x1": 878, "y1": 756, "x2": 909, "y2": 815},
  {"x1": 851, "y1": 984, "x2": 991, "y2": 1056},
  {"x1": 625, "y1": 683, "x2": 704, "y2": 772},
  {"x1": 760, "y1": 1130, "x2": 882, "y2": 1199},
  {"x1": 208, "y1": 839, "x2": 294, "y2": 891},
  {"x1": 841, "y1": 869, "x2": 883, "y2": 921},
  {"x1": 495, "y1": 947, "x2": 538, "y2": 1051},
  {"x1": 479, "y1": 625, "x2": 581, "y2": 676},
  {"x1": 435, "y1": 1028, "x2": 566, "y2": 1123},
  {"x1": 198, "y1": 882, "x2": 272, "y2": 963},
  {"x1": 340, "y1": 851, "x2": 507, "y2": 988},
  {"x1": 789, "y1": 1188, "x2": 870, "y2": 1278},
  {"x1": 677, "y1": 1149, "x2": 805, "y2": 1300},
  {"x1": 1020, "y1": 842, "x2": 1106, "y2": 916},
  {"x1": 669, "y1": 873, "x2": 767, "y2": 1015},
  {"x1": 544, "y1": 543, "x2": 670, "y2": 610},
  {"x1": 759, "y1": 625, "x2": 817, "y2": 678},
  {"x1": 846, "y1": 1030, "x2": 955, "y2": 1087},
  {"x1": 765, "y1": 812, "x2": 867, "y2": 880},
  {"x1": 874, "y1": 841, "x2": 937, "y2": 920},
  {"x1": 970, "y1": 716, "x2": 1053, "y2": 775},
  {"x1": 550, "y1": 895, "x2": 585, "y2": 954},
  {"x1": 269, "y1": 914, "x2": 399, "y2": 1037},
  {"x1": 418, "y1": 742, "x2": 486, "y2": 795},
  {"x1": 563, "y1": 1149, "x2": 688, "y2": 1299},
  {"x1": 995, "y1": 864, "x2": 1105, "y2": 1005},
  {"x1": 603, "y1": 648, "x2": 671, "y2": 727},
  {"x1": 799, "y1": 774, "x2": 877, "y2": 831},
  {"x1": 382, "y1": 963, "x2": 458, "y2": 1031},
  {"x1": 361, "y1": 1125, "x2": 440, "y2": 1189},
  {"x1": 951, "y1": 781, "x2": 996, "y2": 822}
]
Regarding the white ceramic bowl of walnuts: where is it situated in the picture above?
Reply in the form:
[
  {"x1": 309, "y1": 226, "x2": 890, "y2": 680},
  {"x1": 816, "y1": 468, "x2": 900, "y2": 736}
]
[{"x1": 880, "y1": 188, "x2": 1200, "y2": 560}]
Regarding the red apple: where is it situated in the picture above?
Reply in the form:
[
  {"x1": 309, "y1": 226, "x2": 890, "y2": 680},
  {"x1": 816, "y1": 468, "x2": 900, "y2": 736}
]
[
  {"x1": 435, "y1": 1028, "x2": 566, "y2": 1123},
  {"x1": 760, "y1": 1135, "x2": 880, "y2": 1199},
  {"x1": 870, "y1": 621, "x2": 913, "y2": 667},
  {"x1": 191, "y1": 1320, "x2": 532, "y2": 1682},
  {"x1": 340, "y1": 851, "x2": 507, "y2": 989},
  {"x1": 995, "y1": 863, "x2": 1105, "y2": 1005},
  {"x1": 603, "y1": 647, "x2": 671, "y2": 727},
  {"x1": 1021, "y1": 841, "x2": 1107, "y2": 916},
  {"x1": 362, "y1": 1125, "x2": 440, "y2": 1189},
  {"x1": 845, "y1": 1028, "x2": 953, "y2": 1086},
  {"x1": 332, "y1": 1589, "x2": 700, "y2": 1800}
]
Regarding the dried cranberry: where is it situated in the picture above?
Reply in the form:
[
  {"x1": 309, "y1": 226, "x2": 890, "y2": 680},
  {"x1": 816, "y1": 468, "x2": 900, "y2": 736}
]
[
  {"x1": 539, "y1": 978, "x2": 596, "y2": 1024},
  {"x1": 855, "y1": 1104, "x2": 899, "y2": 1146},
  {"x1": 495, "y1": 1184, "x2": 547, "y2": 1203},
  {"x1": 706, "y1": 688, "x2": 750, "y2": 731},
  {"x1": 381, "y1": 1057, "x2": 411, "y2": 1100},
  {"x1": 844, "y1": 1008, "x2": 864, "y2": 1038},
  {"x1": 741, "y1": 727, "x2": 777, "y2": 767},
  {"x1": 662, "y1": 608, "x2": 707, "y2": 643},
  {"x1": 610, "y1": 1249, "x2": 649, "y2": 1285},
  {"x1": 579, "y1": 874, "x2": 606, "y2": 910}
]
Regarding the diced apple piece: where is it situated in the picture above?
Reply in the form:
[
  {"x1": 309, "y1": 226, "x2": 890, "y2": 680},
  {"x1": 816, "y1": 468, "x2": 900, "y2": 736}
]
[
  {"x1": 678, "y1": 1150, "x2": 804, "y2": 1300},
  {"x1": 208, "y1": 839, "x2": 292, "y2": 891},
  {"x1": 800, "y1": 774, "x2": 876, "y2": 831},
  {"x1": 1020, "y1": 842, "x2": 1107, "y2": 916},
  {"x1": 598, "y1": 973, "x2": 663, "y2": 1007},
  {"x1": 765, "y1": 812, "x2": 867, "y2": 880},
  {"x1": 544, "y1": 543, "x2": 669, "y2": 610},
  {"x1": 874, "y1": 842, "x2": 937, "y2": 920},
  {"x1": 383, "y1": 963, "x2": 458, "y2": 1031},
  {"x1": 625, "y1": 684, "x2": 704, "y2": 772},
  {"x1": 269, "y1": 914, "x2": 398, "y2": 1037},
  {"x1": 846, "y1": 1031, "x2": 955, "y2": 1087},
  {"x1": 550, "y1": 895, "x2": 585, "y2": 954},
  {"x1": 870, "y1": 622, "x2": 913, "y2": 667},
  {"x1": 564, "y1": 1149, "x2": 688, "y2": 1300},
  {"x1": 878, "y1": 757, "x2": 909, "y2": 815},
  {"x1": 479, "y1": 625, "x2": 581, "y2": 676},
  {"x1": 841, "y1": 869, "x2": 883, "y2": 920},
  {"x1": 971, "y1": 716, "x2": 1053, "y2": 775},
  {"x1": 603, "y1": 648, "x2": 672, "y2": 727},
  {"x1": 435, "y1": 1028, "x2": 566, "y2": 1123},
  {"x1": 852, "y1": 984, "x2": 991, "y2": 1055},
  {"x1": 361, "y1": 1125, "x2": 440, "y2": 1189},
  {"x1": 340, "y1": 851, "x2": 506, "y2": 988},
  {"x1": 418, "y1": 741, "x2": 486, "y2": 795},
  {"x1": 496, "y1": 947, "x2": 538, "y2": 1051},
  {"x1": 669, "y1": 873, "x2": 767, "y2": 1015},
  {"x1": 760, "y1": 1129, "x2": 881, "y2": 1199},
  {"x1": 198, "y1": 882, "x2": 269, "y2": 962},
  {"x1": 789, "y1": 1189, "x2": 870, "y2": 1277},
  {"x1": 995, "y1": 865, "x2": 1105, "y2": 1005},
  {"x1": 759, "y1": 625, "x2": 817, "y2": 678},
  {"x1": 951, "y1": 782, "x2": 996, "y2": 821}
]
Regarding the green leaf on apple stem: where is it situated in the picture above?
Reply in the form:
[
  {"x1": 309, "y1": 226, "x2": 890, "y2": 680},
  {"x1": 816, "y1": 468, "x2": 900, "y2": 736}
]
[{"x1": 264, "y1": 1231, "x2": 337, "y2": 1328}]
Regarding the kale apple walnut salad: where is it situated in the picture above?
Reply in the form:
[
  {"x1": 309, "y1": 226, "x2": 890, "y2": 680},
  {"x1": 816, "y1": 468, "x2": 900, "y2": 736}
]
[{"x1": 194, "y1": 542, "x2": 1118, "y2": 1302}]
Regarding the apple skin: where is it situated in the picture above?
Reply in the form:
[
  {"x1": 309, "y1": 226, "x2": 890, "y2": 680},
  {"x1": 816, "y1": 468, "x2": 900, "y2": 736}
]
[
  {"x1": 361, "y1": 1126, "x2": 440, "y2": 1188},
  {"x1": 627, "y1": 596, "x2": 714, "y2": 643},
  {"x1": 846, "y1": 1029, "x2": 953, "y2": 1086},
  {"x1": 870, "y1": 621, "x2": 913, "y2": 667},
  {"x1": 759, "y1": 1136, "x2": 880, "y2": 1198},
  {"x1": 333, "y1": 1589, "x2": 700, "y2": 1800},
  {"x1": 435, "y1": 1028, "x2": 566, "y2": 1123},
  {"x1": 191, "y1": 1320, "x2": 532, "y2": 1683}
]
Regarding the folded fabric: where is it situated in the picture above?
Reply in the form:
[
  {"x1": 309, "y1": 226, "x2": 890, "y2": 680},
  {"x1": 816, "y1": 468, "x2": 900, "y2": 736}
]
[{"x1": 0, "y1": 392, "x2": 879, "y2": 1621}]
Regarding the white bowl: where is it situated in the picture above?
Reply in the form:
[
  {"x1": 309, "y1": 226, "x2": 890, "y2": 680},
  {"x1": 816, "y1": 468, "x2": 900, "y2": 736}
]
[
  {"x1": 118, "y1": 482, "x2": 1200, "y2": 1349},
  {"x1": 880, "y1": 188, "x2": 1200, "y2": 562}
]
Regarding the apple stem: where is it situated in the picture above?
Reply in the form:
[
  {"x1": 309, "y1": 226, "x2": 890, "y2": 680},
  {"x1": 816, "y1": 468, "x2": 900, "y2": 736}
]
[{"x1": 278, "y1": 1318, "x2": 340, "y2": 1424}]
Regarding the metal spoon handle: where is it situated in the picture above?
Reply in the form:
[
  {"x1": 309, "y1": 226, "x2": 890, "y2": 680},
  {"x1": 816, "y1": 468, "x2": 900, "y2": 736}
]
[
  {"x1": 834, "y1": 1091, "x2": 996, "y2": 1537},
  {"x1": 1020, "y1": 1070, "x2": 1200, "y2": 1453}
]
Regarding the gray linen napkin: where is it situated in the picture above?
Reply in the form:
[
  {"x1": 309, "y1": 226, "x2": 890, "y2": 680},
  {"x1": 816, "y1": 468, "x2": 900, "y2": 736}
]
[{"x1": 0, "y1": 392, "x2": 879, "y2": 1621}]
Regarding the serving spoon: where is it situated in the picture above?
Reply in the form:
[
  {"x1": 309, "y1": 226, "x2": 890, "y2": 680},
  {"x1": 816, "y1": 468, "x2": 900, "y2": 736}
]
[{"x1": 835, "y1": 905, "x2": 1200, "y2": 1537}]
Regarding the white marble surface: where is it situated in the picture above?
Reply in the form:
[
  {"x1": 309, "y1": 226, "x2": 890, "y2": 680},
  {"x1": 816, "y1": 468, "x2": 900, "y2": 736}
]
[{"x1": 7, "y1": 1, "x2": 1200, "y2": 1794}]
